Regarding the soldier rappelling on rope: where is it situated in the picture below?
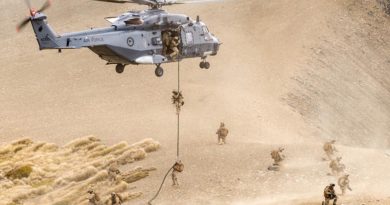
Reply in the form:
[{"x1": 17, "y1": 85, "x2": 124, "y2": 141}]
[
  {"x1": 171, "y1": 160, "x2": 184, "y2": 186},
  {"x1": 172, "y1": 90, "x2": 184, "y2": 114}
]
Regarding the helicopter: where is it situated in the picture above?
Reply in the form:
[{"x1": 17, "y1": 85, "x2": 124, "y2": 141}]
[{"x1": 17, "y1": 0, "x2": 221, "y2": 77}]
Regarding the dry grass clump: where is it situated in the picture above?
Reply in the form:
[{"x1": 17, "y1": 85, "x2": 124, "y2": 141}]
[
  {"x1": 131, "y1": 138, "x2": 160, "y2": 153},
  {"x1": 0, "y1": 136, "x2": 160, "y2": 205},
  {"x1": 5, "y1": 165, "x2": 33, "y2": 179}
]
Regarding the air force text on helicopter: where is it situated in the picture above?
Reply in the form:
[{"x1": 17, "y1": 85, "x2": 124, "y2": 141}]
[{"x1": 83, "y1": 36, "x2": 105, "y2": 43}]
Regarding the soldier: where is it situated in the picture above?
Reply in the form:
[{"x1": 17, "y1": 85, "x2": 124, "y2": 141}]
[
  {"x1": 169, "y1": 36, "x2": 180, "y2": 60},
  {"x1": 172, "y1": 90, "x2": 184, "y2": 113},
  {"x1": 87, "y1": 189, "x2": 101, "y2": 205},
  {"x1": 329, "y1": 157, "x2": 344, "y2": 176},
  {"x1": 108, "y1": 192, "x2": 123, "y2": 205},
  {"x1": 162, "y1": 31, "x2": 171, "y2": 55},
  {"x1": 271, "y1": 147, "x2": 285, "y2": 166},
  {"x1": 338, "y1": 174, "x2": 352, "y2": 195},
  {"x1": 216, "y1": 122, "x2": 229, "y2": 145},
  {"x1": 323, "y1": 140, "x2": 337, "y2": 160},
  {"x1": 323, "y1": 183, "x2": 337, "y2": 205},
  {"x1": 108, "y1": 162, "x2": 121, "y2": 183},
  {"x1": 171, "y1": 161, "x2": 184, "y2": 186}
]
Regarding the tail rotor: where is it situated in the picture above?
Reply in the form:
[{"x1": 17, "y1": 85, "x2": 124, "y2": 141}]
[{"x1": 17, "y1": 0, "x2": 52, "y2": 32}]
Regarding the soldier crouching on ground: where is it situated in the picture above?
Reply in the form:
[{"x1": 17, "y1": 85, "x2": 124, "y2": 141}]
[
  {"x1": 108, "y1": 192, "x2": 123, "y2": 205},
  {"x1": 108, "y1": 162, "x2": 121, "y2": 184},
  {"x1": 268, "y1": 147, "x2": 285, "y2": 171},
  {"x1": 271, "y1": 147, "x2": 285, "y2": 166},
  {"x1": 87, "y1": 189, "x2": 101, "y2": 205},
  {"x1": 338, "y1": 174, "x2": 352, "y2": 195},
  {"x1": 216, "y1": 122, "x2": 229, "y2": 145},
  {"x1": 323, "y1": 140, "x2": 337, "y2": 161},
  {"x1": 172, "y1": 160, "x2": 184, "y2": 186},
  {"x1": 323, "y1": 183, "x2": 337, "y2": 205}
]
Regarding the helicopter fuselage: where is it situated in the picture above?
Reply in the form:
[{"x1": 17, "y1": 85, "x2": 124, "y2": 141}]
[{"x1": 30, "y1": 8, "x2": 220, "y2": 76}]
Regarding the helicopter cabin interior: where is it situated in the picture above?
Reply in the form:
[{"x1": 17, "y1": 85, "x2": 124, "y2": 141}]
[{"x1": 161, "y1": 30, "x2": 181, "y2": 59}]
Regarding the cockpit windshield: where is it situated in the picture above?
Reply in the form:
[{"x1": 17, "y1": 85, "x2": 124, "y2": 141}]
[{"x1": 202, "y1": 26, "x2": 209, "y2": 34}]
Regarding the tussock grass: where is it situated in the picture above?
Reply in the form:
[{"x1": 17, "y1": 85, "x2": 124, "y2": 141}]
[
  {"x1": 0, "y1": 136, "x2": 160, "y2": 205},
  {"x1": 5, "y1": 165, "x2": 33, "y2": 179}
]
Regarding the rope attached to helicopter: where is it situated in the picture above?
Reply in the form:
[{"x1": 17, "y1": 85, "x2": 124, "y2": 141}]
[{"x1": 148, "y1": 59, "x2": 184, "y2": 205}]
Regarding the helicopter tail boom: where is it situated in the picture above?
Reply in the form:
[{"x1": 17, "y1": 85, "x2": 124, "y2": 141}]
[{"x1": 30, "y1": 13, "x2": 62, "y2": 50}]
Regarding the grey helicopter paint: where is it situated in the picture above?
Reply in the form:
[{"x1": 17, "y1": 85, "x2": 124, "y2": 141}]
[{"x1": 19, "y1": 0, "x2": 221, "y2": 77}]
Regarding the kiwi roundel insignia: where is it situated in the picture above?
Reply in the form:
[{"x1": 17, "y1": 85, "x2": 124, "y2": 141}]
[{"x1": 127, "y1": 37, "x2": 134, "y2": 47}]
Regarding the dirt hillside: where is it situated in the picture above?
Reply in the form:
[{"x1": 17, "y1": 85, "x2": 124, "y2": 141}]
[{"x1": 1, "y1": 0, "x2": 390, "y2": 204}]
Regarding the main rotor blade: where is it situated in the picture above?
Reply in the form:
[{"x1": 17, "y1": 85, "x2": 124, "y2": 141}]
[
  {"x1": 93, "y1": 0, "x2": 132, "y2": 3},
  {"x1": 94, "y1": 0, "x2": 157, "y2": 5},
  {"x1": 24, "y1": 0, "x2": 32, "y2": 9},
  {"x1": 16, "y1": 17, "x2": 31, "y2": 32},
  {"x1": 173, "y1": 0, "x2": 223, "y2": 4},
  {"x1": 38, "y1": 0, "x2": 52, "y2": 13}
]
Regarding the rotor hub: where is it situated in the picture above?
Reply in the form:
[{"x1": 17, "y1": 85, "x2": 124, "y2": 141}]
[{"x1": 30, "y1": 8, "x2": 37, "y2": 17}]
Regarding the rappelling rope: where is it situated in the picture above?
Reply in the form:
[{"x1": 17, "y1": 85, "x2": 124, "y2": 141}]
[
  {"x1": 148, "y1": 59, "x2": 182, "y2": 205},
  {"x1": 176, "y1": 59, "x2": 181, "y2": 159}
]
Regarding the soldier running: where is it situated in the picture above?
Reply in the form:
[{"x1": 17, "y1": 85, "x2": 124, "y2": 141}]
[
  {"x1": 329, "y1": 157, "x2": 345, "y2": 176},
  {"x1": 171, "y1": 161, "x2": 184, "y2": 186},
  {"x1": 323, "y1": 140, "x2": 337, "y2": 160},
  {"x1": 271, "y1": 147, "x2": 285, "y2": 166},
  {"x1": 87, "y1": 189, "x2": 101, "y2": 205},
  {"x1": 323, "y1": 183, "x2": 338, "y2": 205},
  {"x1": 338, "y1": 174, "x2": 352, "y2": 195},
  {"x1": 216, "y1": 122, "x2": 229, "y2": 145}
]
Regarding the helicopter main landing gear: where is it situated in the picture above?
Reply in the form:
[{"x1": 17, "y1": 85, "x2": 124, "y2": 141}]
[
  {"x1": 155, "y1": 64, "x2": 164, "y2": 77},
  {"x1": 199, "y1": 58, "x2": 210, "y2": 69},
  {"x1": 116, "y1": 64, "x2": 125, "y2": 74}
]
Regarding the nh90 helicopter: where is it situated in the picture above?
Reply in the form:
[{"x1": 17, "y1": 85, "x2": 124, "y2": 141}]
[{"x1": 17, "y1": 0, "x2": 221, "y2": 77}]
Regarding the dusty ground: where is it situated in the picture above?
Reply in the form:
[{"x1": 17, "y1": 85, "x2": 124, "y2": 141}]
[{"x1": 1, "y1": 0, "x2": 390, "y2": 204}]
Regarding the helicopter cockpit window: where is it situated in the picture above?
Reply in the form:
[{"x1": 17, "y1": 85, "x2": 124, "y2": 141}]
[
  {"x1": 125, "y1": 18, "x2": 143, "y2": 25},
  {"x1": 185, "y1": 32, "x2": 194, "y2": 45},
  {"x1": 202, "y1": 26, "x2": 209, "y2": 34}
]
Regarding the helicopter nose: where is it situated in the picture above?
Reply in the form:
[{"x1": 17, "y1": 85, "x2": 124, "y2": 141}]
[{"x1": 212, "y1": 38, "x2": 220, "y2": 55}]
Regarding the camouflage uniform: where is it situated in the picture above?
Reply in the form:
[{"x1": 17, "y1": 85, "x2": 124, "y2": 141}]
[
  {"x1": 323, "y1": 184, "x2": 337, "y2": 205},
  {"x1": 87, "y1": 190, "x2": 101, "y2": 205},
  {"x1": 271, "y1": 147, "x2": 285, "y2": 166},
  {"x1": 338, "y1": 174, "x2": 352, "y2": 195},
  {"x1": 162, "y1": 32, "x2": 171, "y2": 55},
  {"x1": 109, "y1": 192, "x2": 123, "y2": 205},
  {"x1": 323, "y1": 140, "x2": 337, "y2": 160},
  {"x1": 172, "y1": 90, "x2": 184, "y2": 113},
  {"x1": 172, "y1": 161, "x2": 184, "y2": 186},
  {"x1": 169, "y1": 36, "x2": 180, "y2": 60},
  {"x1": 216, "y1": 123, "x2": 229, "y2": 145}
]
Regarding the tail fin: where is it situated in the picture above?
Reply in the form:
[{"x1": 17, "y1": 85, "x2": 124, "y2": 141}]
[{"x1": 30, "y1": 13, "x2": 60, "y2": 50}]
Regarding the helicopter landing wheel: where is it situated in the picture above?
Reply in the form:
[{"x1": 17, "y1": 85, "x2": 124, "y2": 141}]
[
  {"x1": 115, "y1": 64, "x2": 125, "y2": 74},
  {"x1": 155, "y1": 65, "x2": 164, "y2": 77},
  {"x1": 200, "y1": 61, "x2": 205, "y2": 69},
  {"x1": 204, "y1": 62, "x2": 210, "y2": 69}
]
